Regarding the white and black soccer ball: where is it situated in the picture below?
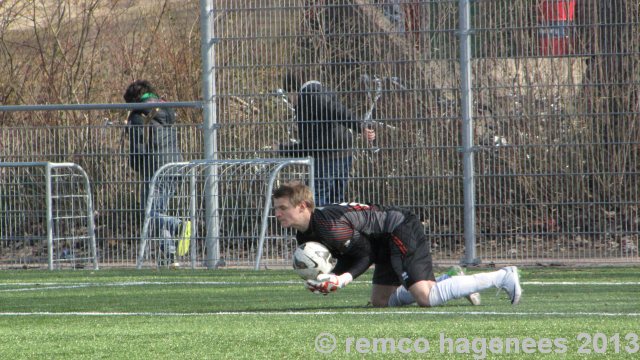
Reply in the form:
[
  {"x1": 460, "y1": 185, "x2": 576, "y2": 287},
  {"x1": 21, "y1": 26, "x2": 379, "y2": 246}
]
[{"x1": 292, "y1": 241, "x2": 334, "y2": 280}]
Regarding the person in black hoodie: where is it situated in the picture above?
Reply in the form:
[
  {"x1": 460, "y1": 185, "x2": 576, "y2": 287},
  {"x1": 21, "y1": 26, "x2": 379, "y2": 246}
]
[
  {"x1": 124, "y1": 80, "x2": 183, "y2": 266},
  {"x1": 275, "y1": 71, "x2": 375, "y2": 206}
]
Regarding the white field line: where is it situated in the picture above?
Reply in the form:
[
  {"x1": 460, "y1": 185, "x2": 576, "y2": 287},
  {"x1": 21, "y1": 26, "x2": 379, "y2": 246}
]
[
  {"x1": 1, "y1": 281, "x2": 637, "y2": 317},
  {"x1": 524, "y1": 281, "x2": 640, "y2": 286},
  {"x1": 0, "y1": 281, "x2": 302, "y2": 292},
  {"x1": 0, "y1": 281, "x2": 639, "y2": 293},
  {"x1": 0, "y1": 310, "x2": 638, "y2": 317}
]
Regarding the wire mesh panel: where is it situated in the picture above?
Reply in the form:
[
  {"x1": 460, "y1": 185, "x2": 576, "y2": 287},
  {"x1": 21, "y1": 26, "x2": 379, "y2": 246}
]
[
  {"x1": 136, "y1": 158, "x2": 313, "y2": 269},
  {"x1": 0, "y1": 1, "x2": 638, "y2": 267},
  {"x1": 0, "y1": 162, "x2": 98, "y2": 270},
  {"x1": 213, "y1": 0, "x2": 468, "y2": 263},
  {"x1": 210, "y1": 0, "x2": 639, "y2": 266},
  {"x1": 468, "y1": 1, "x2": 640, "y2": 265}
]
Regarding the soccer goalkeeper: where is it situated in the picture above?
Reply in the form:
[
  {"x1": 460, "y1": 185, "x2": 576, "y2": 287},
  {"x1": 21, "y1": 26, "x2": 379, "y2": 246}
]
[{"x1": 272, "y1": 182, "x2": 522, "y2": 307}]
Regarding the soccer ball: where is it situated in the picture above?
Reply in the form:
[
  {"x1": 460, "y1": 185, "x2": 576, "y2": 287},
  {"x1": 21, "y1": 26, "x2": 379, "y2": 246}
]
[{"x1": 292, "y1": 241, "x2": 334, "y2": 280}]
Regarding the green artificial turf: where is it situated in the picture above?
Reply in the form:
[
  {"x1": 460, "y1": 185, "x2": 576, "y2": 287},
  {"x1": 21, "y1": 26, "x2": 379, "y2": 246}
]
[{"x1": 0, "y1": 267, "x2": 638, "y2": 359}]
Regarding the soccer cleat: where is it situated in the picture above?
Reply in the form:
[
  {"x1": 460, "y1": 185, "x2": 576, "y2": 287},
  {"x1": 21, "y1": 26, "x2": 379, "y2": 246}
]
[
  {"x1": 167, "y1": 252, "x2": 180, "y2": 269},
  {"x1": 500, "y1": 266, "x2": 522, "y2": 305},
  {"x1": 447, "y1": 265, "x2": 481, "y2": 306},
  {"x1": 467, "y1": 292, "x2": 482, "y2": 306}
]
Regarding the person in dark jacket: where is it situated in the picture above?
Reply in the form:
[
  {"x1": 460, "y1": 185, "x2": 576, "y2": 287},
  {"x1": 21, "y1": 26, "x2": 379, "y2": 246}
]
[
  {"x1": 124, "y1": 80, "x2": 184, "y2": 266},
  {"x1": 275, "y1": 71, "x2": 375, "y2": 206},
  {"x1": 273, "y1": 182, "x2": 522, "y2": 307}
]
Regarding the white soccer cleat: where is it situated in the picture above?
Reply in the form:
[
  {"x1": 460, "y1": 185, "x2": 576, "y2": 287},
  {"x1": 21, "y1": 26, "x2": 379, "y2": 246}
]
[
  {"x1": 467, "y1": 292, "x2": 482, "y2": 306},
  {"x1": 500, "y1": 266, "x2": 522, "y2": 305},
  {"x1": 447, "y1": 265, "x2": 481, "y2": 306}
]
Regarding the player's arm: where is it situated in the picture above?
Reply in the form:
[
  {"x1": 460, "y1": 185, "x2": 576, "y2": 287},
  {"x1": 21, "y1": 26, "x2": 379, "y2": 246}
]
[
  {"x1": 324, "y1": 92, "x2": 362, "y2": 133},
  {"x1": 127, "y1": 112, "x2": 146, "y2": 172},
  {"x1": 307, "y1": 219, "x2": 371, "y2": 294},
  {"x1": 332, "y1": 241, "x2": 373, "y2": 280}
]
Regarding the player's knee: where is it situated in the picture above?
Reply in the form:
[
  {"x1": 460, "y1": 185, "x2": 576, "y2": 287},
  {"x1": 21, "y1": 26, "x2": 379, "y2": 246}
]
[
  {"x1": 370, "y1": 296, "x2": 389, "y2": 307},
  {"x1": 409, "y1": 281, "x2": 434, "y2": 307},
  {"x1": 414, "y1": 290, "x2": 433, "y2": 307}
]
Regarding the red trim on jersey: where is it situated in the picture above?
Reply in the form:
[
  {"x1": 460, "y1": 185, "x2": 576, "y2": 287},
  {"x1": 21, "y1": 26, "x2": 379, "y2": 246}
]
[
  {"x1": 316, "y1": 219, "x2": 352, "y2": 243},
  {"x1": 349, "y1": 203, "x2": 371, "y2": 211},
  {"x1": 391, "y1": 234, "x2": 408, "y2": 256}
]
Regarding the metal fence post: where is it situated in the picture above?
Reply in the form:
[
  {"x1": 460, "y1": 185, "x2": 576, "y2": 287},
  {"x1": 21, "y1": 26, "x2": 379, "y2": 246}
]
[
  {"x1": 45, "y1": 163, "x2": 54, "y2": 270},
  {"x1": 200, "y1": 0, "x2": 221, "y2": 269},
  {"x1": 459, "y1": 0, "x2": 480, "y2": 266}
]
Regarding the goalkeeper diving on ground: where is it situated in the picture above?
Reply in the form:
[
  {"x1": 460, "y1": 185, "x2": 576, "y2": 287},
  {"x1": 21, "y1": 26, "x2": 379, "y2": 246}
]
[{"x1": 272, "y1": 182, "x2": 522, "y2": 307}]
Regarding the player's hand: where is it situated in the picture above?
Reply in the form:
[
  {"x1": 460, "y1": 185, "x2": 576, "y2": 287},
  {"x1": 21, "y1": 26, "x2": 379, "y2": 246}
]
[
  {"x1": 305, "y1": 273, "x2": 353, "y2": 295},
  {"x1": 363, "y1": 128, "x2": 376, "y2": 141}
]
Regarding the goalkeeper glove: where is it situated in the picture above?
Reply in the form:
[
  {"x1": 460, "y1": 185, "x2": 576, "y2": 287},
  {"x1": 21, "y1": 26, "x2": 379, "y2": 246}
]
[{"x1": 306, "y1": 273, "x2": 353, "y2": 295}]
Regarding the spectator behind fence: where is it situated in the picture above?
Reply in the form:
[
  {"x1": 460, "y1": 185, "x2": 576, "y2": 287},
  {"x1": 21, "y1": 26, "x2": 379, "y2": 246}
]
[
  {"x1": 124, "y1": 79, "x2": 185, "y2": 267},
  {"x1": 274, "y1": 70, "x2": 375, "y2": 206}
]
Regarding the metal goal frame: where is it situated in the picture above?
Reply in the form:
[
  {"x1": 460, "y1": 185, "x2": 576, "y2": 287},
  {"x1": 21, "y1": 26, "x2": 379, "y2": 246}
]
[
  {"x1": 136, "y1": 158, "x2": 314, "y2": 270},
  {"x1": 0, "y1": 162, "x2": 99, "y2": 270}
]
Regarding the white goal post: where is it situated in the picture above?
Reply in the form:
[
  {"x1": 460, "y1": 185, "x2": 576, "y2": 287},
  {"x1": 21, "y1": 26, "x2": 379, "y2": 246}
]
[
  {"x1": 0, "y1": 162, "x2": 99, "y2": 270},
  {"x1": 136, "y1": 158, "x2": 314, "y2": 269}
]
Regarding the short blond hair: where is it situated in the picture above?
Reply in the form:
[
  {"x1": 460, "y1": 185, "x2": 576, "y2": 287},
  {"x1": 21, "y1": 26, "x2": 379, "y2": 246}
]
[{"x1": 272, "y1": 181, "x2": 315, "y2": 211}]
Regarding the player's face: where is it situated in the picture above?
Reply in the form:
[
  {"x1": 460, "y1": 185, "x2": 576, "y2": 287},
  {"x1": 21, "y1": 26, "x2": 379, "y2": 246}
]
[{"x1": 273, "y1": 197, "x2": 309, "y2": 231}]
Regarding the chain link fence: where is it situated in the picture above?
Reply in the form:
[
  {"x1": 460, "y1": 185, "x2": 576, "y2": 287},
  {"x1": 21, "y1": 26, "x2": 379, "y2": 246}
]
[{"x1": 0, "y1": 0, "x2": 638, "y2": 268}]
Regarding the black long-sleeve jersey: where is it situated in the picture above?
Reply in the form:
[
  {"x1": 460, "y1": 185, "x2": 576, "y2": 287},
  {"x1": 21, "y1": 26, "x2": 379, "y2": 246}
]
[{"x1": 295, "y1": 203, "x2": 419, "y2": 279}]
